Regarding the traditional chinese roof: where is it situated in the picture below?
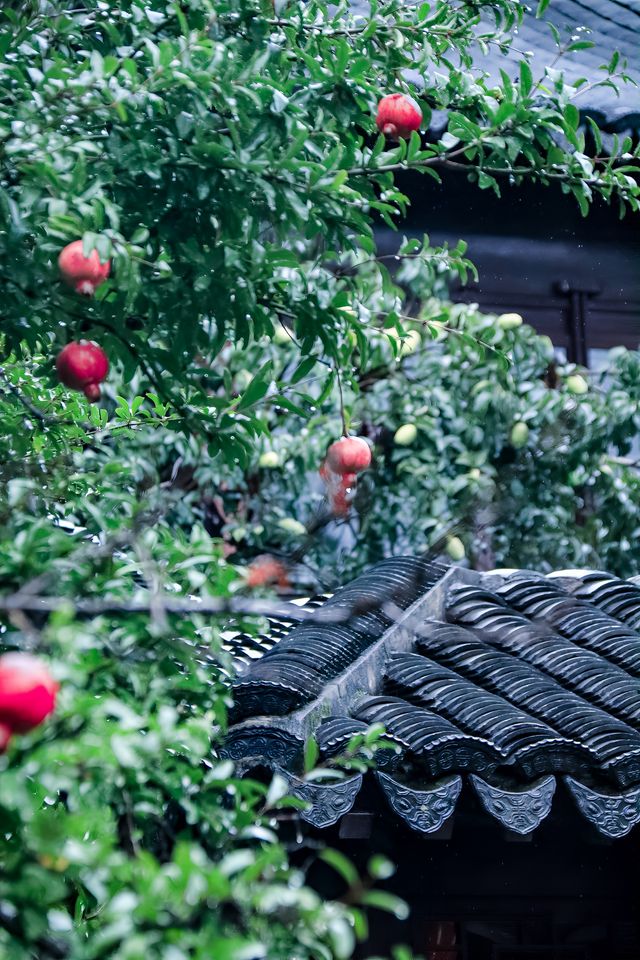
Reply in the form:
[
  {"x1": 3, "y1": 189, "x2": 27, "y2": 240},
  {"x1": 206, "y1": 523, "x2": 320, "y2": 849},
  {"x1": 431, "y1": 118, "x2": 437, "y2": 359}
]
[{"x1": 224, "y1": 559, "x2": 640, "y2": 840}]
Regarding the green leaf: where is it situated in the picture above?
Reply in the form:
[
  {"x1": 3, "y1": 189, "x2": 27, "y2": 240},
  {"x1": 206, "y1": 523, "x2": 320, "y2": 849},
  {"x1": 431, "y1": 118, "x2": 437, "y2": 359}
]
[
  {"x1": 519, "y1": 60, "x2": 533, "y2": 97},
  {"x1": 209, "y1": 941, "x2": 266, "y2": 960},
  {"x1": 303, "y1": 735, "x2": 319, "y2": 772},
  {"x1": 368, "y1": 855, "x2": 395, "y2": 880},
  {"x1": 290, "y1": 355, "x2": 318, "y2": 384},
  {"x1": 361, "y1": 890, "x2": 410, "y2": 919},
  {"x1": 94, "y1": 234, "x2": 112, "y2": 263},
  {"x1": 564, "y1": 102, "x2": 580, "y2": 133},
  {"x1": 477, "y1": 171, "x2": 500, "y2": 195},
  {"x1": 567, "y1": 40, "x2": 595, "y2": 52},
  {"x1": 236, "y1": 362, "x2": 273, "y2": 411},
  {"x1": 319, "y1": 849, "x2": 359, "y2": 888},
  {"x1": 406, "y1": 129, "x2": 422, "y2": 162},
  {"x1": 608, "y1": 50, "x2": 620, "y2": 74},
  {"x1": 272, "y1": 395, "x2": 310, "y2": 417},
  {"x1": 447, "y1": 112, "x2": 482, "y2": 143},
  {"x1": 265, "y1": 773, "x2": 290, "y2": 808}
]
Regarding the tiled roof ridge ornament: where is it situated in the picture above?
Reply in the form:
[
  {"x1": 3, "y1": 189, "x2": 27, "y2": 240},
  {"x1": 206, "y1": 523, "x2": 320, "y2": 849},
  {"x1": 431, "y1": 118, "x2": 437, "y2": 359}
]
[
  {"x1": 377, "y1": 771, "x2": 462, "y2": 834},
  {"x1": 470, "y1": 774, "x2": 556, "y2": 836},
  {"x1": 565, "y1": 776, "x2": 640, "y2": 838}
]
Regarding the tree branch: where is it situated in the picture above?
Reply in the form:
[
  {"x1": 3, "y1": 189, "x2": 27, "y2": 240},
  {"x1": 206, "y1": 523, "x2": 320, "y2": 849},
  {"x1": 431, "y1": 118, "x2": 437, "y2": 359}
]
[
  {"x1": 0, "y1": 567, "x2": 448, "y2": 628},
  {"x1": 0, "y1": 366, "x2": 59, "y2": 428},
  {"x1": 0, "y1": 592, "x2": 353, "y2": 623},
  {"x1": 348, "y1": 143, "x2": 638, "y2": 204}
]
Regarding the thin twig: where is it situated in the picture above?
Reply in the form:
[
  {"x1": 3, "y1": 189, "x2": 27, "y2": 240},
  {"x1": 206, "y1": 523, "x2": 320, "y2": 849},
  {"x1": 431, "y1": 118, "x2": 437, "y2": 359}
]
[
  {"x1": 334, "y1": 359, "x2": 348, "y2": 437},
  {"x1": 0, "y1": 579, "x2": 442, "y2": 627}
]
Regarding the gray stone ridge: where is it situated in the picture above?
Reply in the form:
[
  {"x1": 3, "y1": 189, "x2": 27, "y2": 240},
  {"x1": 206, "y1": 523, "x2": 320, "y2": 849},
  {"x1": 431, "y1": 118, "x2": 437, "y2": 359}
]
[{"x1": 222, "y1": 558, "x2": 640, "y2": 840}]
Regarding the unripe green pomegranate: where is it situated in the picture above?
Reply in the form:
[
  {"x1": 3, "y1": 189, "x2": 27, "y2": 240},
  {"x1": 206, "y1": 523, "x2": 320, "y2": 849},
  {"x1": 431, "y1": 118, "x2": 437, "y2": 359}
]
[
  {"x1": 566, "y1": 374, "x2": 588, "y2": 395},
  {"x1": 538, "y1": 335, "x2": 554, "y2": 357},
  {"x1": 446, "y1": 536, "x2": 466, "y2": 561},
  {"x1": 278, "y1": 517, "x2": 307, "y2": 536},
  {"x1": 497, "y1": 312, "x2": 523, "y2": 330},
  {"x1": 510, "y1": 422, "x2": 529, "y2": 448},
  {"x1": 394, "y1": 423, "x2": 418, "y2": 446},
  {"x1": 259, "y1": 451, "x2": 280, "y2": 468}
]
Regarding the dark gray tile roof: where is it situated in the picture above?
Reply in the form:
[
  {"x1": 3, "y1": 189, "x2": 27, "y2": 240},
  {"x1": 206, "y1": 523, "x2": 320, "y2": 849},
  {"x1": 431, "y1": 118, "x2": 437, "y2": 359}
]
[
  {"x1": 224, "y1": 560, "x2": 640, "y2": 840},
  {"x1": 229, "y1": 557, "x2": 448, "y2": 719}
]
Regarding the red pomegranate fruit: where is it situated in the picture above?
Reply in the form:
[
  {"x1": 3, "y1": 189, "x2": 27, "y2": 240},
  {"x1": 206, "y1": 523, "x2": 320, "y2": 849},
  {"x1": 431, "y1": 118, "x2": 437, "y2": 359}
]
[
  {"x1": 375, "y1": 93, "x2": 422, "y2": 140},
  {"x1": 82, "y1": 382, "x2": 102, "y2": 403},
  {"x1": 319, "y1": 460, "x2": 360, "y2": 517},
  {"x1": 0, "y1": 653, "x2": 58, "y2": 736},
  {"x1": 326, "y1": 436, "x2": 372, "y2": 475},
  {"x1": 58, "y1": 239, "x2": 111, "y2": 295},
  {"x1": 246, "y1": 556, "x2": 290, "y2": 589},
  {"x1": 330, "y1": 487, "x2": 351, "y2": 517},
  {"x1": 56, "y1": 340, "x2": 109, "y2": 401},
  {"x1": 341, "y1": 472, "x2": 358, "y2": 488}
]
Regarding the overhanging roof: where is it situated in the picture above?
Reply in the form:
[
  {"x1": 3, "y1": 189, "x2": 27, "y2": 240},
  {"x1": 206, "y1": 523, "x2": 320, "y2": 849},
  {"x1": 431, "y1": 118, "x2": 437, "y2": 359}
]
[{"x1": 224, "y1": 558, "x2": 640, "y2": 840}]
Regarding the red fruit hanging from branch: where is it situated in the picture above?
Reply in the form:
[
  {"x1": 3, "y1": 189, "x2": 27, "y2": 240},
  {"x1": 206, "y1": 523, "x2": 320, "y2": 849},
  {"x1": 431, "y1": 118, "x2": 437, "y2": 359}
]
[
  {"x1": 321, "y1": 438, "x2": 371, "y2": 517},
  {"x1": 375, "y1": 93, "x2": 422, "y2": 140},
  {"x1": 319, "y1": 463, "x2": 350, "y2": 517},
  {"x1": 56, "y1": 340, "x2": 109, "y2": 401},
  {"x1": 0, "y1": 653, "x2": 58, "y2": 750},
  {"x1": 331, "y1": 481, "x2": 352, "y2": 518},
  {"x1": 58, "y1": 239, "x2": 111, "y2": 295},
  {"x1": 246, "y1": 556, "x2": 290, "y2": 589},
  {"x1": 326, "y1": 436, "x2": 372, "y2": 475}
]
